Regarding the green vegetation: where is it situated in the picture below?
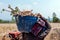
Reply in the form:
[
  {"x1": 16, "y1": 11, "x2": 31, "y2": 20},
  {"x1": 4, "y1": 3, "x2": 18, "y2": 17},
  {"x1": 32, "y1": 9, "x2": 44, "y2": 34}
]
[
  {"x1": 0, "y1": 5, "x2": 19, "y2": 23},
  {"x1": 52, "y1": 12, "x2": 60, "y2": 23},
  {"x1": 2, "y1": 5, "x2": 20, "y2": 15},
  {"x1": 48, "y1": 12, "x2": 60, "y2": 23},
  {"x1": 0, "y1": 19, "x2": 15, "y2": 23}
]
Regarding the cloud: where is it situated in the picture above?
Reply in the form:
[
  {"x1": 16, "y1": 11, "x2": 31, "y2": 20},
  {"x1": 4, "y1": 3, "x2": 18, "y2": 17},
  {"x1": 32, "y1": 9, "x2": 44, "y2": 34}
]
[
  {"x1": 0, "y1": 2, "x2": 4, "y2": 11},
  {"x1": 0, "y1": 2, "x2": 8, "y2": 11},
  {"x1": 0, "y1": 2, "x2": 4, "y2": 8},
  {"x1": 0, "y1": 2, "x2": 5, "y2": 8},
  {"x1": 0, "y1": 2, "x2": 3, "y2": 5},
  {"x1": 33, "y1": 2, "x2": 39, "y2": 5},
  {"x1": 17, "y1": 4, "x2": 33, "y2": 10}
]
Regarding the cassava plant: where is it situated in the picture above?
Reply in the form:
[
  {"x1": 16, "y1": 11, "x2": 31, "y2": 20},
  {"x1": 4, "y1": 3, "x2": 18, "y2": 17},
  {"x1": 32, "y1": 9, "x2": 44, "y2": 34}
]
[
  {"x1": 1, "y1": 4, "x2": 20, "y2": 16},
  {"x1": 1, "y1": 4, "x2": 42, "y2": 18}
]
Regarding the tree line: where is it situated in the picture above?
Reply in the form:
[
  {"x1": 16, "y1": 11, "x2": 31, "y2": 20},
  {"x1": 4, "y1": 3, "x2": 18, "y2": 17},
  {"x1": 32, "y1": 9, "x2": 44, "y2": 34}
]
[
  {"x1": 0, "y1": 12, "x2": 60, "y2": 23},
  {"x1": 48, "y1": 12, "x2": 60, "y2": 23}
]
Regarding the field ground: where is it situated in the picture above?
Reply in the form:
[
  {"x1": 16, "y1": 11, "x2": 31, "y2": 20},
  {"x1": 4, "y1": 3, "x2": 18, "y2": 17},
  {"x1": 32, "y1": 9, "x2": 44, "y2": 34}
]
[
  {"x1": 0, "y1": 23, "x2": 60, "y2": 40},
  {"x1": 45, "y1": 23, "x2": 60, "y2": 40}
]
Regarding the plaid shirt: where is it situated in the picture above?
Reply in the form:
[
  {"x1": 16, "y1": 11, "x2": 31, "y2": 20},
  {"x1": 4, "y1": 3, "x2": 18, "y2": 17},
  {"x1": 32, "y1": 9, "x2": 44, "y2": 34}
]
[{"x1": 37, "y1": 18, "x2": 45, "y2": 26}]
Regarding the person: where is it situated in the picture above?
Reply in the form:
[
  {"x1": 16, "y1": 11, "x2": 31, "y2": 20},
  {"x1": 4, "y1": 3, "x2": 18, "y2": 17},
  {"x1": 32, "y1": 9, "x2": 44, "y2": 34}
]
[
  {"x1": 35, "y1": 13, "x2": 51, "y2": 40},
  {"x1": 21, "y1": 13, "x2": 51, "y2": 40},
  {"x1": 14, "y1": 13, "x2": 51, "y2": 40}
]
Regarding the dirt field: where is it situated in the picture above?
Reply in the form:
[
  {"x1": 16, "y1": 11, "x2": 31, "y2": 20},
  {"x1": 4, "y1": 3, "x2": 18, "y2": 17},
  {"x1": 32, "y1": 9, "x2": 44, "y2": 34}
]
[
  {"x1": 45, "y1": 23, "x2": 60, "y2": 40},
  {"x1": 0, "y1": 23, "x2": 60, "y2": 40}
]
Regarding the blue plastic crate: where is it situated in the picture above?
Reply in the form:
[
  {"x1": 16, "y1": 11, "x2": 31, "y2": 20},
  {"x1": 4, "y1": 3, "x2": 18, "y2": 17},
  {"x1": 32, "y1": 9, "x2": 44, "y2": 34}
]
[{"x1": 15, "y1": 15, "x2": 38, "y2": 33}]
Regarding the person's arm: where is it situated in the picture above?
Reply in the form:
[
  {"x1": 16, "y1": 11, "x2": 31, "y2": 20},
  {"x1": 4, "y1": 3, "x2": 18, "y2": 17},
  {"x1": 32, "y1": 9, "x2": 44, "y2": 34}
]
[
  {"x1": 38, "y1": 16, "x2": 51, "y2": 38},
  {"x1": 40, "y1": 17, "x2": 51, "y2": 31}
]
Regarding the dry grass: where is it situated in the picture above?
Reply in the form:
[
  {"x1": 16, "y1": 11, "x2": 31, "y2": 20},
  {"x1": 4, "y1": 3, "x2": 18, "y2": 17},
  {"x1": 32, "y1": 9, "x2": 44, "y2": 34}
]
[
  {"x1": 0, "y1": 23, "x2": 60, "y2": 40},
  {"x1": 45, "y1": 23, "x2": 60, "y2": 40},
  {"x1": 0, "y1": 23, "x2": 18, "y2": 40},
  {"x1": 0, "y1": 23, "x2": 18, "y2": 34}
]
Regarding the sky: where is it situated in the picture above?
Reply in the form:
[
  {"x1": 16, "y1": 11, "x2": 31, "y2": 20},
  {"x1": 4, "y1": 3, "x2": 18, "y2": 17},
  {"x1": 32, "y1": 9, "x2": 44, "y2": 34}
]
[{"x1": 0, "y1": 0, "x2": 60, "y2": 20}]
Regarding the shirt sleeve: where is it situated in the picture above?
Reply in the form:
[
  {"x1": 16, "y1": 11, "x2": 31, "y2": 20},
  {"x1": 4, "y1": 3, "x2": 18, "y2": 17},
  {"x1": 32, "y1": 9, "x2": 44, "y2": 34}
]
[{"x1": 38, "y1": 17, "x2": 51, "y2": 38}]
